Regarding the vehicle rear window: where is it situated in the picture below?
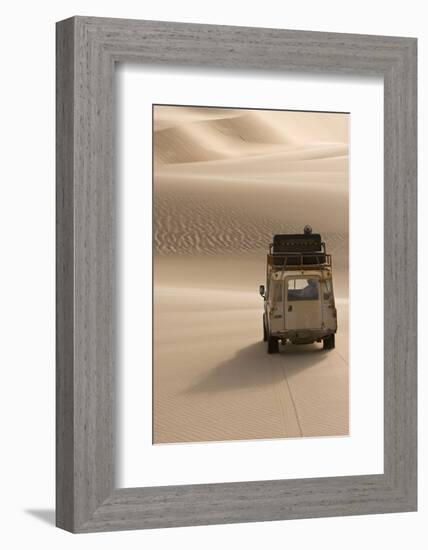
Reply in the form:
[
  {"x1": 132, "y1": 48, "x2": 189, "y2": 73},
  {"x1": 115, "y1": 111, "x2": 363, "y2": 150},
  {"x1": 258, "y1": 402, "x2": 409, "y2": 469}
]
[{"x1": 287, "y1": 278, "x2": 319, "y2": 301}]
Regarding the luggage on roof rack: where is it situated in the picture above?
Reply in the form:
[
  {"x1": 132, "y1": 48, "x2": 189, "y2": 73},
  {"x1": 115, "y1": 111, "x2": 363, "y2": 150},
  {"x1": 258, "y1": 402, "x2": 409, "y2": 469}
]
[
  {"x1": 272, "y1": 233, "x2": 322, "y2": 254},
  {"x1": 268, "y1": 231, "x2": 329, "y2": 269}
]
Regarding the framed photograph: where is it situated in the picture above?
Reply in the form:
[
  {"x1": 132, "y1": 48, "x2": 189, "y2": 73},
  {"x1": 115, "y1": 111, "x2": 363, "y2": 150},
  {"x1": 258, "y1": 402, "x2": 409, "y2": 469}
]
[{"x1": 56, "y1": 16, "x2": 417, "y2": 532}]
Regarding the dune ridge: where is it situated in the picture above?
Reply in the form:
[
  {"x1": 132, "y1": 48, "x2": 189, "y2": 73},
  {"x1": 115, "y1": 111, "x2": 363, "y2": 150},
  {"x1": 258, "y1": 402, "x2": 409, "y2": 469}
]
[{"x1": 154, "y1": 108, "x2": 349, "y2": 165}]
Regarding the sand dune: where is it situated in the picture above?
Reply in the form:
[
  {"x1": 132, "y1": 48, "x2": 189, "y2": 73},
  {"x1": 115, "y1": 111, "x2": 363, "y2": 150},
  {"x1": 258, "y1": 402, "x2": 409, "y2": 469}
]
[
  {"x1": 153, "y1": 105, "x2": 349, "y2": 444},
  {"x1": 157, "y1": 150, "x2": 348, "y2": 183},
  {"x1": 155, "y1": 108, "x2": 348, "y2": 165},
  {"x1": 154, "y1": 114, "x2": 294, "y2": 164},
  {"x1": 154, "y1": 107, "x2": 349, "y2": 145},
  {"x1": 154, "y1": 106, "x2": 244, "y2": 131},
  {"x1": 155, "y1": 195, "x2": 348, "y2": 262}
]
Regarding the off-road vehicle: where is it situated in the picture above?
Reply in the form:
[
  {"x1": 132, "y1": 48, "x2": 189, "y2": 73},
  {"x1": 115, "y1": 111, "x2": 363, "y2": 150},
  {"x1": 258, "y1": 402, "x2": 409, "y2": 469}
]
[{"x1": 259, "y1": 226, "x2": 337, "y2": 354}]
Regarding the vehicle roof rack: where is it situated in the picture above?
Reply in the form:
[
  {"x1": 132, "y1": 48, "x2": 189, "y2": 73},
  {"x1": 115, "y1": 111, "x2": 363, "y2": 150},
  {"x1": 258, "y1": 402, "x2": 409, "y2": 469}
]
[{"x1": 268, "y1": 252, "x2": 331, "y2": 269}]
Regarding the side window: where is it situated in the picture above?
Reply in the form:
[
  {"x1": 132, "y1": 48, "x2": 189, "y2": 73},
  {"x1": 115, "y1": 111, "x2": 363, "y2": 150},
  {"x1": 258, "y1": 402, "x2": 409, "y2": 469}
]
[{"x1": 287, "y1": 278, "x2": 319, "y2": 301}]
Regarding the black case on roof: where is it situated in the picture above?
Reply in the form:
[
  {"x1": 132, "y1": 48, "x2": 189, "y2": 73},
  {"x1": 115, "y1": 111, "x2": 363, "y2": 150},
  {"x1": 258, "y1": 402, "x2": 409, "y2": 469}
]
[
  {"x1": 271, "y1": 234, "x2": 326, "y2": 266},
  {"x1": 272, "y1": 233, "x2": 322, "y2": 253}
]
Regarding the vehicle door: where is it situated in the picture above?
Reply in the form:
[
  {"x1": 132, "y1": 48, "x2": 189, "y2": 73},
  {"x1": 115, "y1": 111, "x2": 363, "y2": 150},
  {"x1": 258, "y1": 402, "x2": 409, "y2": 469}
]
[{"x1": 285, "y1": 276, "x2": 322, "y2": 330}]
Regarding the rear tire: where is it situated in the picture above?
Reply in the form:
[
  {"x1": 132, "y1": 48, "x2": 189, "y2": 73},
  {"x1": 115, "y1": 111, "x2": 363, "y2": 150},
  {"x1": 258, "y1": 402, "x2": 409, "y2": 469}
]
[
  {"x1": 323, "y1": 334, "x2": 335, "y2": 350},
  {"x1": 267, "y1": 335, "x2": 279, "y2": 354},
  {"x1": 263, "y1": 314, "x2": 267, "y2": 342}
]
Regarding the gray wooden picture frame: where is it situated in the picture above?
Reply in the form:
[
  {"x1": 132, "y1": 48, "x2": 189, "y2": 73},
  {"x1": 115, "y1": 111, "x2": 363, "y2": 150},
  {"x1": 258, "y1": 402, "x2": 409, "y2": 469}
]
[{"x1": 56, "y1": 16, "x2": 417, "y2": 533}]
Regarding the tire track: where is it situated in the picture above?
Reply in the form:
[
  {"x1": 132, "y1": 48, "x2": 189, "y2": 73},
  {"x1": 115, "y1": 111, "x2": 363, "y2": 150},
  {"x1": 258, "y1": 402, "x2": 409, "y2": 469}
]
[{"x1": 268, "y1": 354, "x2": 303, "y2": 438}]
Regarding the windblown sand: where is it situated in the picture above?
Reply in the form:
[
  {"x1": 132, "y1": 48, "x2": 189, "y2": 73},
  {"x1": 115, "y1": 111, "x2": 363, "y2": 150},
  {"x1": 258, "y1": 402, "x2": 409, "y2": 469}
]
[{"x1": 153, "y1": 106, "x2": 349, "y2": 444}]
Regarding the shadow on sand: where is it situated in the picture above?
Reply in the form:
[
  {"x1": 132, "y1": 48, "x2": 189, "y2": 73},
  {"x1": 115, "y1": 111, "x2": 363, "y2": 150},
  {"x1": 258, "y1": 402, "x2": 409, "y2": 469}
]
[{"x1": 185, "y1": 340, "x2": 327, "y2": 395}]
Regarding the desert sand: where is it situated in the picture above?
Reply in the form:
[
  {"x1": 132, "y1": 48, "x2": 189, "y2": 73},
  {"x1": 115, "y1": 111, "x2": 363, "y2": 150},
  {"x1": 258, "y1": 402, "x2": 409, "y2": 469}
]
[{"x1": 153, "y1": 106, "x2": 349, "y2": 444}]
